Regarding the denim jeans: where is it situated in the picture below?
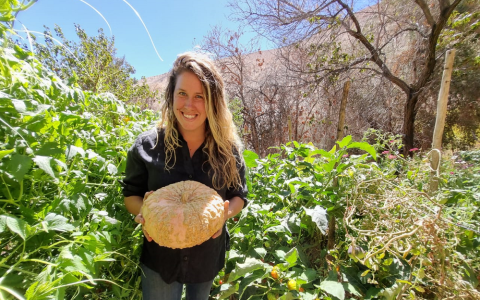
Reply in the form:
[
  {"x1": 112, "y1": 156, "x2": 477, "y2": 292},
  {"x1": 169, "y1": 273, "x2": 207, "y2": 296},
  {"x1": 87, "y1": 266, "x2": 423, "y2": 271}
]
[{"x1": 141, "y1": 263, "x2": 214, "y2": 300}]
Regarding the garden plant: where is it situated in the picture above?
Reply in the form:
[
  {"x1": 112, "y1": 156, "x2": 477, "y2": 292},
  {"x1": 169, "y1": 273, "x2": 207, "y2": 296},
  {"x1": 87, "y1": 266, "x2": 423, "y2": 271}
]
[{"x1": 1, "y1": 2, "x2": 479, "y2": 300}]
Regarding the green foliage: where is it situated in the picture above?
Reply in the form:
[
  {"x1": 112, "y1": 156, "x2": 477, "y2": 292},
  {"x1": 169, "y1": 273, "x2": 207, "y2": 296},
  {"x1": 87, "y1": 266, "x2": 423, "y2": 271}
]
[
  {"x1": 228, "y1": 97, "x2": 244, "y2": 137},
  {"x1": 25, "y1": 24, "x2": 157, "y2": 104},
  {"x1": 211, "y1": 138, "x2": 379, "y2": 299},
  {"x1": 0, "y1": 0, "x2": 36, "y2": 25},
  {"x1": 212, "y1": 135, "x2": 480, "y2": 299},
  {"x1": 0, "y1": 32, "x2": 158, "y2": 299}
]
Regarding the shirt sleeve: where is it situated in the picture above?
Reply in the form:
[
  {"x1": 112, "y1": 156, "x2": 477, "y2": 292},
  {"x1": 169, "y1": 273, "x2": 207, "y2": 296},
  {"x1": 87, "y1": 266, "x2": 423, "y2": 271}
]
[
  {"x1": 225, "y1": 153, "x2": 249, "y2": 208},
  {"x1": 121, "y1": 137, "x2": 149, "y2": 197}
]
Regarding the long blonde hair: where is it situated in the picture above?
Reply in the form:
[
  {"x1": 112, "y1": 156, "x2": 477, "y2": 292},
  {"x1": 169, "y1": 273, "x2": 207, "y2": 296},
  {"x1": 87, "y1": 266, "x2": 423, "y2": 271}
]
[{"x1": 159, "y1": 52, "x2": 243, "y2": 190}]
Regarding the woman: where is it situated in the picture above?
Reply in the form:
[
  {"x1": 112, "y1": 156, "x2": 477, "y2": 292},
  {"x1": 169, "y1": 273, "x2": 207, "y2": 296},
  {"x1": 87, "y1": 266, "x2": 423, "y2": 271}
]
[{"x1": 122, "y1": 52, "x2": 248, "y2": 300}]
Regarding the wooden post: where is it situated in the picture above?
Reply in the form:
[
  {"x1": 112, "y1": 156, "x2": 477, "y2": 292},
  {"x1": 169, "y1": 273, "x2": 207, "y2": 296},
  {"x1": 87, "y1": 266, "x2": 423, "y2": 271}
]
[
  {"x1": 430, "y1": 49, "x2": 456, "y2": 192},
  {"x1": 327, "y1": 81, "x2": 351, "y2": 250}
]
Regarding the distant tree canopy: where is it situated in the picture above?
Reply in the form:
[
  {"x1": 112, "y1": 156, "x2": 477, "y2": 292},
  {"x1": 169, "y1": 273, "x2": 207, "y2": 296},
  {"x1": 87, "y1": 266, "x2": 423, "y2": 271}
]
[
  {"x1": 228, "y1": 0, "x2": 477, "y2": 153},
  {"x1": 25, "y1": 24, "x2": 156, "y2": 103}
]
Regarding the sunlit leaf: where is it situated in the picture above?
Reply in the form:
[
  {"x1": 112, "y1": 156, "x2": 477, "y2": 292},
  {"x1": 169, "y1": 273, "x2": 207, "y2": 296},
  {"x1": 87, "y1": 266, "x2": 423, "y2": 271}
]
[
  {"x1": 319, "y1": 280, "x2": 345, "y2": 300},
  {"x1": 218, "y1": 282, "x2": 239, "y2": 299},
  {"x1": 337, "y1": 135, "x2": 352, "y2": 148},
  {"x1": 106, "y1": 163, "x2": 118, "y2": 175},
  {"x1": 285, "y1": 247, "x2": 298, "y2": 267},
  {"x1": 3, "y1": 215, "x2": 28, "y2": 240},
  {"x1": 243, "y1": 150, "x2": 259, "y2": 168},
  {"x1": 44, "y1": 213, "x2": 75, "y2": 232},
  {"x1": 304, "y1": 206, "x2": 328, "y2": 234},
  {"x1": 12, "y1": 99, "x2": 26, "y2": 113},
  {"x1": 33, "y1": 156, "x2": 56, "y2": 179},
  {"x1": 227, "y1": 258, "x2": 265, "y2": 283},
  {"x1": 66, "y1": 145, "x2": 85, "y2": 160},
  {"x1": 0, "y1": 149, "x2": 14, "y2": 159},
  {"x1": 347, "y1": 142, "x2": 377, "y2": 160}
]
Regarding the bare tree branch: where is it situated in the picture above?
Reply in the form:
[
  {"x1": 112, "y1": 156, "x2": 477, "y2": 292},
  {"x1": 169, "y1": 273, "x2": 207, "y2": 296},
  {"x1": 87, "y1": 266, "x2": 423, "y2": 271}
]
[{"x1": 414, "y1": 0, "x2": 435, "y2": 27}]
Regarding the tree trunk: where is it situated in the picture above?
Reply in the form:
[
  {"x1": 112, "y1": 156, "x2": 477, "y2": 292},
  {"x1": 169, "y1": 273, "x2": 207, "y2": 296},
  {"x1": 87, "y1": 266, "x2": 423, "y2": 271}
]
[
  {"x1": 402, "y1": 90, "x2": 418, "y2": 157},
  {"x1": 327, "y1": 217, "x2": 336, "y2": 250},
  {"x1": 327, "y1": 81, "x2": 351, "y2": 250}
]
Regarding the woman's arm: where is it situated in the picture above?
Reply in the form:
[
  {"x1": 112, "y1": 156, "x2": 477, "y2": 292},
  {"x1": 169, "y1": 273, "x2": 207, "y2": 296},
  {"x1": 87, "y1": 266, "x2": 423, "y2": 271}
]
[
  {"x1": 226, "y1": 196, "x2": 245, "y2": 219},
  {"x1": 212, "y1": 196, "x2": 245, "y2": 239},
  {"x1": 124, "y1": 196, "x2": 143, "y2": 216}
]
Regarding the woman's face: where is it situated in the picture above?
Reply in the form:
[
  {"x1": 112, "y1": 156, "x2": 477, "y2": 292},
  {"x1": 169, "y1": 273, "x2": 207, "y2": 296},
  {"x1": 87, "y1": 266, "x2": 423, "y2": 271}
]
[{"x1": 173, "y1": 71, "x2": 207, "y2": 137}]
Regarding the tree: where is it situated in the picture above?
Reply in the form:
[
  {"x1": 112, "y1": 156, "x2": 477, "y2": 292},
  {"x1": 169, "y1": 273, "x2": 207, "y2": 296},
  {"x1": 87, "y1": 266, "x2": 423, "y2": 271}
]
[
  {"x1": 230, "y1": 0, "x2": 463, "y2": 155},
  {"x1": 202, "y1": 26, "x2": 311, "y2": 155},
  {"x1": 0, "y1": 0, "x2": 36, "y2": 26},
  {"x1": 26, "y1": 24, "x2": 157, "y2": 104}
]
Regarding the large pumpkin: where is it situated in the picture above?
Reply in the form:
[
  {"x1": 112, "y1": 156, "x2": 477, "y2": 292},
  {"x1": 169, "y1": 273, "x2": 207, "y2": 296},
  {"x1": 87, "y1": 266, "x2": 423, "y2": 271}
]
[{"x1": 141, "y1": 181, "x2": 225, "y2": 249}]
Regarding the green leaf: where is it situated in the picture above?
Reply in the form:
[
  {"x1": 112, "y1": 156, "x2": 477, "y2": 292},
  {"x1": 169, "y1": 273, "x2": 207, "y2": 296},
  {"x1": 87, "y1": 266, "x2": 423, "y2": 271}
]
[
  {"x1": 218, "y1": 282, "x2": 239, "y2": 299},
  {"x1": 312, "y1": 149, "x2": 334, "y2": 159},
  {"x1": 365, "y1": 287, "x2": 381, "y2": 299},
  {"x1": 342, "y1": 282, "x2": 362, "y2": 297},
  {"x1": 329, "y1": 145, "x2": 337, "y2": 154},
  {"x1": 285, "y1": 247, "x2": 299, "y2": 267},
  {"x1": 0, "y1": 215, "x2": 6, "y2": 232},
  {"x1": 0, "y1": 284, "x2": 26, "y2": 300},
  {"x1": 254, "y1": 247, "x2": 267, "y2": 258},
  {"x1": 275, "y1": 249, "x2": 286, "y2": 260},
  {"x1": 4, "y1": 215, "x2": 27, "y2": 240},
  {"x1": 227, "y1": 258, "x2": 265, "y2": 283},
  {"x1": 44, "y1": 213, "x2": 75, "y2": 232},
  {"x1": 66, "y1": 145, "x2": 85, "y2": 160},
  {"x1": 33, "y1": 156, "x2": 56, "y2": 179},
  {"x1": 238, "y1": 270, "x2": 264, "y2": 298},
  {"x1": 0, "y1": 149, "x2": 14, "y2": 160},
  {"x1": 57, "y1": 247, "x2": 89, "y2": 273},
  {"x1": 304, "y1": 206, "x2": 328, "y2": 234},
  {"x1": 5, "y1": 154, "x2": 33, "y2": 181},
  {"x1": 265, "y1": 225, "x2": 289, "y2": 234},
  {"x1": 361, "y1": 269, "x2": 370, "y2": 277},
  {"x1": 415, "y1": 286, "x2": 425, "y2": 293},
  {"x1": 396, "y1": 279, "x2": 412, "y2": 285},
  {"x1": 106, "y1": 163, "x2": 118, "y2": 175},
  {"x1": 319, "y1": 280, "x2": 345, "y2": 300},
  {"x1": 12, "y1": 99, "x2": 26, "y2": 113},
  {"x1": 337, "y1": 135, "x2": 352, "y2": 148},
  {"x1": 243, "y1": 150, "x2": 259, "y2": 168},
  {"x1": 347, "y1": 142, "x2": 377, "y2": 160},
  {"x1": 323, "y1": 158, "x2": 337, "y2": 172},
  {"x1": 300, "y1": 268, "x2": 318, "y2": 283}
]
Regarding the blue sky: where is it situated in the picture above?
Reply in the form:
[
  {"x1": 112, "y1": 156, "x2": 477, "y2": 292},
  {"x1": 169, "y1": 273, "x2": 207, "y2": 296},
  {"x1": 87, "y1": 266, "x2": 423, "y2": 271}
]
[
  {"x1": 14, "y1": 0, "x2": 372, "y2": 79},
  {"x1": 14, "y1": 0, "x2": 258, "y2": 79}
]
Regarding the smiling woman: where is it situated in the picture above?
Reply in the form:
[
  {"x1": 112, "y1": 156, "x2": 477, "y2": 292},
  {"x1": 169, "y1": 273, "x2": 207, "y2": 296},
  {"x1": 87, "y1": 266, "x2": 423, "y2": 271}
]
[
  {"x1": 173, "y1": 71, "x2": 208, "y2": 148},
  {"x1": 122, "y1": 52, "x2": 249, "y2": 300}
]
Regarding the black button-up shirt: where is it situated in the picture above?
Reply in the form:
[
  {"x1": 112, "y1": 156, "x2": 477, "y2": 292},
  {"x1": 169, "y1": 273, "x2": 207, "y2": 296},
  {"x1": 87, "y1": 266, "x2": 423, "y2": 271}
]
[{"x1": 122, "y1": 128, "x2": 248, "y2": 284}]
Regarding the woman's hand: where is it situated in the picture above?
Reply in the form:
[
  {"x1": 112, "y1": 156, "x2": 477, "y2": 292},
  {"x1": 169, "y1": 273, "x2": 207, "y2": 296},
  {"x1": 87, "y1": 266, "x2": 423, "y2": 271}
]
[
  {"x1": 135, "y1": 191, "x2": 154, "y2": 242},
  {"x1": 212, "y1": 200, "x2": 229, "y2": 239}
]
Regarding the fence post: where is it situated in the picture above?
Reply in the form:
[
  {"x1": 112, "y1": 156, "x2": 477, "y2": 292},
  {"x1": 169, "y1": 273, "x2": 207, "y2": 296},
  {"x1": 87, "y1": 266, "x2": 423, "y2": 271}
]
[
  {"x1": 337, "y1": 81, "x2": 351, "y2": 141},
  {"x1": 430, "y1": 49, "x2": 456, "y2": 193}
]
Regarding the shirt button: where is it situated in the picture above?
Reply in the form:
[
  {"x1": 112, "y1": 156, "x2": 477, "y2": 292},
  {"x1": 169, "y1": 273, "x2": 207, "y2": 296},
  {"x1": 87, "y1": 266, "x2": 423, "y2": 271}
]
[
  {"x1": 189, "y1": 175, "x2": 192, "y2": 179},
  {"x1": 183, "y1": 256, "x2": 188, "y2": 261}
]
